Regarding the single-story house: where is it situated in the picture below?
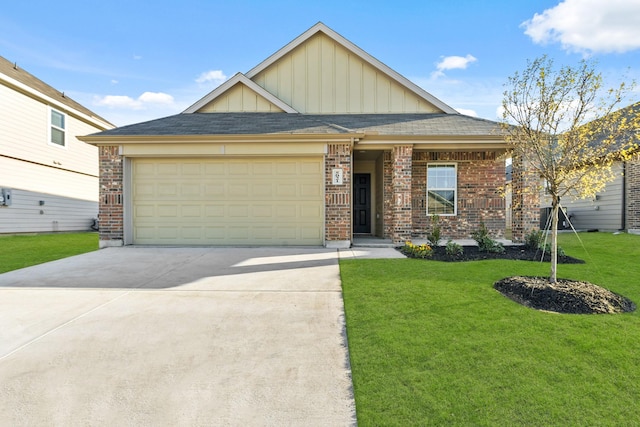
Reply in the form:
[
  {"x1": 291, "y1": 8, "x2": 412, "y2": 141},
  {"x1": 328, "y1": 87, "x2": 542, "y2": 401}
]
[
  {"x1": 0, "y1": 55, "x2": 114, "y2": 233},
  {"x1": 81, "y1": 22, "x2": 537, "y2": 248}
]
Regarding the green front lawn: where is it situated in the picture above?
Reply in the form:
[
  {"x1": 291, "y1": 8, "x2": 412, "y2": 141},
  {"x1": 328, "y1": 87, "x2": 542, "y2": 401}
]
[
  {"x1": 0, "y1": 232, "x2": 98, "y2": 274},
  {"x1": 341, "y1": 232, "x2": 640, "y2": 426}
]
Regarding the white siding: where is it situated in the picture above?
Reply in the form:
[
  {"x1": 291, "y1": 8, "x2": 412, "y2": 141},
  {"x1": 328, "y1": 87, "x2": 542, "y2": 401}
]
[
  {"x1": 0, "y1": 156, "x2": 98, "y2": 233},
  {"x1": 540, "y1": 163, "x2": 624, "y2": 231},
  {"x1": 0, "y1": 84, "x2": 100, "y2": 176}
]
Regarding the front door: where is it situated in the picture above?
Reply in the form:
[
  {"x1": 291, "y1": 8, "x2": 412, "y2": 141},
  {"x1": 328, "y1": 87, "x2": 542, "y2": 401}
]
[{"x1": 353, "y1": 173, "x2": 371, "y2": 234}]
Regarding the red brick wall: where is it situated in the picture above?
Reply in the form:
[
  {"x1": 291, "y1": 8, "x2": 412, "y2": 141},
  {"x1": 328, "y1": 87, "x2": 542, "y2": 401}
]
[
  {"x1": 390, "y1": 146, "x2": 413, "y2": 244},
  {"x1": 626, "y1": 154, "x2": 640, "y2": 230},
  {"x1": 411, "y1": 152, "x2": 506, "y2": 240},
  {"x1": 98, "y1": 146, "x2": 124, "y2": 242},
  {"x1": 383, "y1": 151, "x2": 393, "y2": 238},
  {"x1": 325, "y1": 143, "x2": 352, "y2": 242},
  {"x1": 511, "y1": 154, "x2": 540, "y2": 242}
]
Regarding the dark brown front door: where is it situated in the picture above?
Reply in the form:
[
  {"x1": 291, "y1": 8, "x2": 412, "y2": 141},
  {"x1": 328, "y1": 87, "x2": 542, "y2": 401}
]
[{"x1": 353, "y1": 173, "x2": 371, "y2": 234}]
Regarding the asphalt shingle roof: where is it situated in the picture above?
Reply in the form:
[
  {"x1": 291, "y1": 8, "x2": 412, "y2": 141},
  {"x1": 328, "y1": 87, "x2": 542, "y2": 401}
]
[{"x1": 92, "y1": 112, "x2": 503, "y2": 138}]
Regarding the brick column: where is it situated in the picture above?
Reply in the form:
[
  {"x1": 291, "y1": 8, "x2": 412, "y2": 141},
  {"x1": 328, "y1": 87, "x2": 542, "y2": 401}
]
[
  {"x1": 511, "y1": 153, "x2": 539, "y2": 243},
  {"x1": 98, "y1": 146, "x2": 124, "y2": 247},
  {"x1": 325, "y1": 143, "x2": 352, "y2": 248},
  {"x1": 626, "y1": 154, "x2": 640, "y2": 232},
  {"x1": 391, "y1": 145, "x2": 413, "y2": 245}
]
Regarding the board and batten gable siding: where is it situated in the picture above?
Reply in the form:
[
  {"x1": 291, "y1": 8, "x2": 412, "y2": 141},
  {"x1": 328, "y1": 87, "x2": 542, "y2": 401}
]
[
  {"x1": 0, "y1": 83, "x2": 99, "y2": 177},
  {"x1": 197, "y1": 83, "x2": 286, "y2": 113},
  {"x1": 251, "y1": 32, "x2": 440, "y2": 114}
]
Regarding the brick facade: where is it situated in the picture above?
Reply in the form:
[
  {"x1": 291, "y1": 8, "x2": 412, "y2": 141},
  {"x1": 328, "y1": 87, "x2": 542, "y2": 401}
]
[
  {"x1": 411, "y1": 151, "x2": 506, "y2": 240},
  {"x1": 511, "y1": 153, "x2": 540, "y2": 242},
  {"x1": 626, "y1": 154, "x2": 640, "y2": 231},
  {"x1": 390, "y1": 145, "x2": 413, "y2": 244},
  {"x1": 325, "y1": 143, "x2": 352, "y2": 246},
  {"x1": 98, "y1": 146, "x2": 124, "y2": 246}
]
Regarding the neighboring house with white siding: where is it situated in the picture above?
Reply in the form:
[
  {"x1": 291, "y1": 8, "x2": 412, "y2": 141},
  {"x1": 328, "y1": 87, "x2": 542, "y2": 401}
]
[
  {"x1": 539, "y1": 102, "x2": 640, "y2": 232},
  {"x1": 0, "y1": 56, "x2": 114, "y2": 233}
]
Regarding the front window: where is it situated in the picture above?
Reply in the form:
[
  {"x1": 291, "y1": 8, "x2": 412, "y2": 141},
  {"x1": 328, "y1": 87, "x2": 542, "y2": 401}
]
[
  {"x1": 427, "y1": 164, "x2": 457, "y2": 215},
  {"x1": 50, "y1": 108, "x2": 66, "y2": 147}
]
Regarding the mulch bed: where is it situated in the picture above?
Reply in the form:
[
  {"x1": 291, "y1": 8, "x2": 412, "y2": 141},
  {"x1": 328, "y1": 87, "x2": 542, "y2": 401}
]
[
  {"x1": 494, "y1": 276, "x2": 636, "y2": 314},
  {"x1": 401, "y1": 245, "x2": 585, "y2": 264}
]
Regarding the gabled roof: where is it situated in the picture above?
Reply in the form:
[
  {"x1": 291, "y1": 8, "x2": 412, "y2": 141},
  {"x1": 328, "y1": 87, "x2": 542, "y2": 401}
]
[
  {"x1": 184, "y1": 73, "x2": 299, "y2": 113},
  {"x1": 0, "y1": 55, "x2": 114, "y2": 128},
  {"x1": 246, "y1": 22, "x2": 457, "y2": 115},
  {"x1": 184, "y1": 22, "x2": 458, "y2": 115}
]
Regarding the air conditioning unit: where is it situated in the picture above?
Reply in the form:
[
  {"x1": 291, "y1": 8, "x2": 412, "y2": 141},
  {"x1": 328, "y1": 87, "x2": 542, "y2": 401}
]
[{"x1": 0, "y1": 188, "x2": 12, "y2": 206}]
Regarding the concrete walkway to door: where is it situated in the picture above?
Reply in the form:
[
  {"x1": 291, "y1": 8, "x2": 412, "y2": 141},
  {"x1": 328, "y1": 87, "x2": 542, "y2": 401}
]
[{"x1": 0, "y1": 247, "x2": 356, "y2": 426}]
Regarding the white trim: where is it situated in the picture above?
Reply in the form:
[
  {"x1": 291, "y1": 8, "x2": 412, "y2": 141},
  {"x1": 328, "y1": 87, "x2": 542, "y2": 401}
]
[
  {"x1": 183, "y1": 73, "x2": 298, "y2": 114},
  {"x1": 427, "y1": 163, "x2": 458, "y2": 216},
  {"x1": 245, "y1": 22, "x2": 458, "y2": 115},
  {"x1": 48, "y1": 106, "x2": 67, "y2": 149}
]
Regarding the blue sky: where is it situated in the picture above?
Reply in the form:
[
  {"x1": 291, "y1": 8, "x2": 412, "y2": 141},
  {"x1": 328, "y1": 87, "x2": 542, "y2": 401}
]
[{"x1": 2, "y1": 0, "x2": 639, "y2": 126}]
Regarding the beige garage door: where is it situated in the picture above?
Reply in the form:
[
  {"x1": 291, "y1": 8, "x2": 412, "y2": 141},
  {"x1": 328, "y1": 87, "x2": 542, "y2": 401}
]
[{"x1": 132, "y1": 157, "x2": 324, "y2": 245}]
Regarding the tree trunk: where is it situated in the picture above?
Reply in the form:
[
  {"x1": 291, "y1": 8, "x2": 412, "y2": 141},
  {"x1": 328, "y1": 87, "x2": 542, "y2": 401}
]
[{"x1": 550, "y1": 199, "x2": 559, "y2": 283}]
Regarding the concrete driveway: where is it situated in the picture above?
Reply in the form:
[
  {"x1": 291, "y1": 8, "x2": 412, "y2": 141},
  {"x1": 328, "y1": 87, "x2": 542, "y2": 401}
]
[{"x1": 0, "y1": 247, "x2": 356, "y2": 426}]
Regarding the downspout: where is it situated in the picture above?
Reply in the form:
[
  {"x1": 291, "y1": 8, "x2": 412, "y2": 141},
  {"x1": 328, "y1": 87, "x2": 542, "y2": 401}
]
[{"x1": 622, "y1": 161, "x2": 627, "y2": 231}]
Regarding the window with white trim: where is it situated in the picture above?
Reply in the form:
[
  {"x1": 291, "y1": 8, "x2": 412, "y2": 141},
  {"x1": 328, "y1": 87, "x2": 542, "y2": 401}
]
[
  {"x1": 49, "y1": 108, "x2": 66, "y2": 147},
  {"x1": 427, "y1": 163, "x2": 457, "y2": 215}
]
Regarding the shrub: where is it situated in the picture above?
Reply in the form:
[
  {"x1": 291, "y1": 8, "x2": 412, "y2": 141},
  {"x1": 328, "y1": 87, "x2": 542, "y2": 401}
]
[
  {"x1": 471, "y1": 222, "x2": 505, "y2": 254},
  {"x1": 445, "y1": 240, "x2": 464, "y2": 259},
  {"x1": 525, "y1": 229, "x2": 566, "y2": 257},
  {"x1": 401, "y1": 241, "x2": 434, "y2": 259},
  {"x1": 524, "y1": 230, "x2": 545, "y2": 250},
  {"x1": 426, "y1": 214, "x2": 442, "y2": 246}
]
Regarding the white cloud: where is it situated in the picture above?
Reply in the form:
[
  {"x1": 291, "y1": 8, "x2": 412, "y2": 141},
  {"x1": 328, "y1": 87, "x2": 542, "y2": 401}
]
[
  {"x1": 437, "y1": 54, "x2": 478, "y2": 71},
  {"x1": 431, "y1": 54, "x2": 477, "y2": 79},
  {"x1": 94, "y1": 91, "x2": 175, "y2": 110},
  {"x1": 196, "y1": 70, "x2": 227, "y2": 86},
  {"x1": 455, "y1": 108, "x2": 478, "y2": 117},
  {"x1": 522, "y1": 0, "x2": 640, "y2": 54},
  {"x1": 138, "y1": 91, "x2": 174, "y2": 105}
]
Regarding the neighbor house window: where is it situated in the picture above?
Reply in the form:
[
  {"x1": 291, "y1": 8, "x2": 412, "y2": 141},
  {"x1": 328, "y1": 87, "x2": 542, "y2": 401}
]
[
  {"x1": 49, "y1": 108, "x2": 66, "y2": 147},
  {"x1": 427, "y1": 164, "x2": 457, "y2": 215}
]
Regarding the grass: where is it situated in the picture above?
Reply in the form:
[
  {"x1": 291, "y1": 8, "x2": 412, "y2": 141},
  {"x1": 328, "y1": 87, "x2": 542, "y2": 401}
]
[
  {"x1": 0, "y1": 232, "x2": 98, "y2": 274},
  {"x1": 341, "y1": 232, "x2": 640, "y2": 426}
]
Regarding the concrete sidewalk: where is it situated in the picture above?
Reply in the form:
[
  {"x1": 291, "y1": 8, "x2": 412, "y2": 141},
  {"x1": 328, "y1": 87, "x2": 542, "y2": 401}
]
[{"x1": 0, "y1": 247, "x2": 357, "y2": 426}]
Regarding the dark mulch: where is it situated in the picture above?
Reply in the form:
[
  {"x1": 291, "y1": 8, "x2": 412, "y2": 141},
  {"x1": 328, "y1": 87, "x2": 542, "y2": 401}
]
[
  {"x1": 494, "y1": 276, "x2": 636, "y2": 314},
  {"x1": 401, "y1": 245, "x2": 585, "y2": 264}
]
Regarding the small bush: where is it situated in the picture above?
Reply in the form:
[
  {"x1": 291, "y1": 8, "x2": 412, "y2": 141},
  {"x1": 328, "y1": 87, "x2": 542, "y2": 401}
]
[
  {"x1": 540, "y1": 242, "x2": 566, "y2": 257},
  {"x1": 426, "y1": 214, "x2": 442, "y2": 246},
  {"x1": 445, "y1": 240, "x2": 464, "y2": 259},
  {"x1": 525, "y1": 230, "x2": 565, "y2": 257},
  {"x1": 524, "y1": 230, "x2": 545, "y2": 250},
  {"x1": 401, "y1": 241, "x2": 434, "y2": 259},
  {"x1": 471, "y1": 222, "x2": 505, "y2": 254}
]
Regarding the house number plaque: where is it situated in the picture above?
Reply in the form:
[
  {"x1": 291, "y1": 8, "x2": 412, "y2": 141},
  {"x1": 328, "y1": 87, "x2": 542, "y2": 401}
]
[{"x1": 332, "y1": 168, "x2": 344, "y2": 185}]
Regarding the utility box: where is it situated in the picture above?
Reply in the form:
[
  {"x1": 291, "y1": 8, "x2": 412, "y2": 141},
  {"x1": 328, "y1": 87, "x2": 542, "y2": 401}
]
[{"x1": 1, "y1": 188, "x2": 12, "y2": 206}]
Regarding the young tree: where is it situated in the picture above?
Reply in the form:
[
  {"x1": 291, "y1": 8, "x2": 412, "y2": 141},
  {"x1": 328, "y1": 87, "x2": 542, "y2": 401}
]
[{"x1": 502, "y1": 55, "x2": 639, "y2": 282}]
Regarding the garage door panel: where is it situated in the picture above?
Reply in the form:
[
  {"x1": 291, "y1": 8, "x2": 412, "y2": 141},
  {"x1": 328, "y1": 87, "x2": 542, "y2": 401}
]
[{"x1": 132, "y1": 157, "x2": 324, "y2": 245}]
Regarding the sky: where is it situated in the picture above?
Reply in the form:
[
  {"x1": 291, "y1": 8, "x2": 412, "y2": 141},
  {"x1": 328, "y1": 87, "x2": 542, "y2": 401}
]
[{"x1": 1, "y1": 0, "x2": 639, "y2": 127}]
